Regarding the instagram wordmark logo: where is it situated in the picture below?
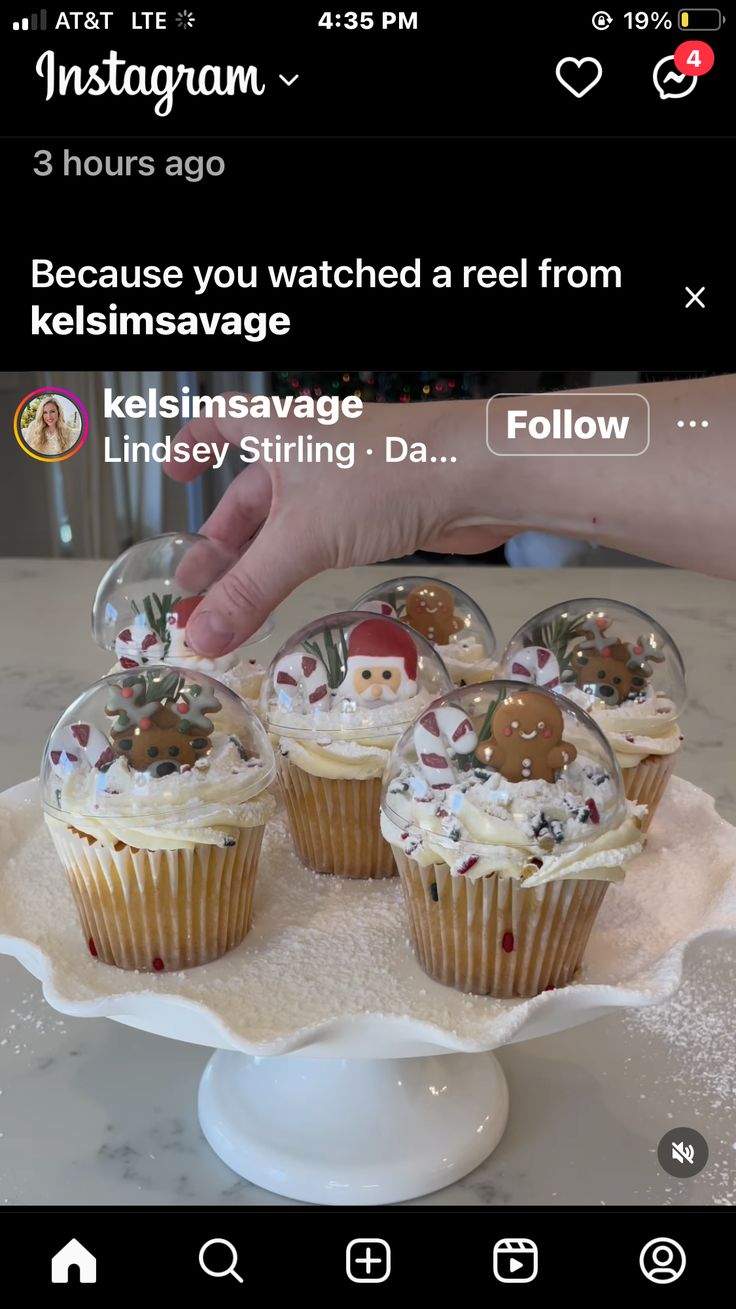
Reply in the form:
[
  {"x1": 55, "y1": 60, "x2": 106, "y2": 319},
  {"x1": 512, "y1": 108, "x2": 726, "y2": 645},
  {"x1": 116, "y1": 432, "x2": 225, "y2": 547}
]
[{"x1": 35, "y1": 51, "x2": 265, "y2": 117}]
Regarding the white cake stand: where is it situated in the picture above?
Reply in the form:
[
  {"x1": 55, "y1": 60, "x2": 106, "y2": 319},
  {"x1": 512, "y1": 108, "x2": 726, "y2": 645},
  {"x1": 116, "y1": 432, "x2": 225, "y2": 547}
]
[{"x1": 2, "y1": 777, "x2": 736, "y2": 1204}]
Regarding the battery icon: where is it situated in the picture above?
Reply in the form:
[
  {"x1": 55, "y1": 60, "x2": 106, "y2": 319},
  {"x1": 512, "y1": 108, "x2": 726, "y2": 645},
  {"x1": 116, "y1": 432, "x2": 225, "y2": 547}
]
[{"x1": 678, "y1": 8, "x2": 723, "y2": 28}]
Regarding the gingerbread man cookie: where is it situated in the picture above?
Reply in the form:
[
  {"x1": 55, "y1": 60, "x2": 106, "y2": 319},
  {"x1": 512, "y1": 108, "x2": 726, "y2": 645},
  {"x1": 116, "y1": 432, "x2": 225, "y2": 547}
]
[
  {"x1": 475, "y1": 692, "x2": 577, "y2": 783},
  {"x1": 105, "y1": 673, "x2": 221, "y2": 777},
  {"x1": 404, "y1": 582, "x2": 463, "y2": 646}
]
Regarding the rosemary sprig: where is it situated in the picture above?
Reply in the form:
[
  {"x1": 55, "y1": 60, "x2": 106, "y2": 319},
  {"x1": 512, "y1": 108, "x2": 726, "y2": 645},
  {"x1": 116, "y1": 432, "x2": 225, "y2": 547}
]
[
  {"x1": 143, "y1": 669, "x2": 183, "y2": 705},
  {"x1": 476, "y1": 692, "x2": 502, "y2": 748},
  {"x1": 137, "y1": 590, "x2": 182, "y2": 644},
  {"x1": 456, "y1": 692, "x2": 501, "y2": 770},
  {"x1": 303, "y1": 625, "x2": 349, "y2": 690},
  {"x1": 530, "y1": 615, "x2": 588, "y2": 675}
]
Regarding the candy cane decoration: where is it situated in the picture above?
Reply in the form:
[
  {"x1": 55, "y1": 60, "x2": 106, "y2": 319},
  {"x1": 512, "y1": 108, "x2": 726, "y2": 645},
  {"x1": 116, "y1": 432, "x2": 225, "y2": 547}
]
[
  {"x1": 357, "y1": 600, "x2": 397, "y2": 618},
  {"x1": 48, "y1": 722, "x2": 112, "y2": 775},
  {"x1": 273, "y1": 652, "x2": 329, "y2": 711},
  {"x1": 508, "y1": 645, "x2": 561, "y2": 690},
  {"x1": 114, "y1": 614, "x2": 166, "y2": 669},
  {"x1": 414, "y1": 706, "x2": 478, "y2": 789}
]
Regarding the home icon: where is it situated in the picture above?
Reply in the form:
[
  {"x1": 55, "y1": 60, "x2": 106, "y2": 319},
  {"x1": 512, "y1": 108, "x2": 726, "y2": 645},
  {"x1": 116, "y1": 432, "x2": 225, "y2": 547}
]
[{"x1": 51, "y1": 1238, "x2": 97, "y2": 1284}]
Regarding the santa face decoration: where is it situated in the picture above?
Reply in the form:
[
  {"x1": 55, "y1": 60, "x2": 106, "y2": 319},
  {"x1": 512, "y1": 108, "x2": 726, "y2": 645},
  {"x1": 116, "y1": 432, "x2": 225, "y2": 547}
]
[
  {"x1": 336, "y1": 618, "x2": 419, "y2": 707},
  {"x1": 348, "y1": 662, "x2": 405, "y2": 704}
]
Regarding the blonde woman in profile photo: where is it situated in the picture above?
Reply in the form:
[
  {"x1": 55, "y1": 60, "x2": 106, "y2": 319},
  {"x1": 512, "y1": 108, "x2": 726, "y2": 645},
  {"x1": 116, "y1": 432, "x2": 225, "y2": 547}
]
[{"x1": 25, "y1": 395, "x2": 77, "y2": 456}]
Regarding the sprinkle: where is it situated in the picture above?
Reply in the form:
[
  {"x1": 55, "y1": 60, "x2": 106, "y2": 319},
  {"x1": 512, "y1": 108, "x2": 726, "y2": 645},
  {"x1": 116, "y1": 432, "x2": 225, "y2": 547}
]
[
  {"x1": 586, "y1": 798, "x2": 601, "y2": 825},
  {"x1": 457, "y1": 855, "x2": 479, "y2": 876},
  {"x1": 502, "y1": 931, "x2": 514, "y2": 953},
  {"x1": 430, "y1": 882, "x2": 439, "y2": 902},
  {"x1": 88, "y1": 938, "x2": 97, "y2": 957},
  {"x1": 152, "y1": 958, "x2": 165, "y2": 972}
]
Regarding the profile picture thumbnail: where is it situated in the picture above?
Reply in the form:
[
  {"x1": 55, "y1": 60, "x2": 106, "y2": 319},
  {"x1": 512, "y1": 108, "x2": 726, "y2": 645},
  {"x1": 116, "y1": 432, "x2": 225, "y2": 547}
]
[{"x1": 14, "y1": 388, "x2": 88, "y2": 462}]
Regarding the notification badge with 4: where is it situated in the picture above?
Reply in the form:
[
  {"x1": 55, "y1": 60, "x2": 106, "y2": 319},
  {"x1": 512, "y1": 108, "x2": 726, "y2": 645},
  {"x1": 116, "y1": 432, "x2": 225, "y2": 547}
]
[{"x1": 654, "y1": 39, "x2": 715, "y2": 98}]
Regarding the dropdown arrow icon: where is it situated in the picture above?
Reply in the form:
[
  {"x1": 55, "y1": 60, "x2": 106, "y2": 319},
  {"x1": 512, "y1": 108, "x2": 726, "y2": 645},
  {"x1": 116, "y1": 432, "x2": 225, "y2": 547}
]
[{"x1": 279, "y1": 73, "x2": 299, "y2": 86}]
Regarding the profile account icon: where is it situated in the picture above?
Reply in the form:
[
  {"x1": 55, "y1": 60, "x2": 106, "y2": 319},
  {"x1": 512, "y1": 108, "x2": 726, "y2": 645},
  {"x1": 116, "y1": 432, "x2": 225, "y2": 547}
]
[{"x1": 639, "y1": 1237, "x2": 686, "y2": 1284}]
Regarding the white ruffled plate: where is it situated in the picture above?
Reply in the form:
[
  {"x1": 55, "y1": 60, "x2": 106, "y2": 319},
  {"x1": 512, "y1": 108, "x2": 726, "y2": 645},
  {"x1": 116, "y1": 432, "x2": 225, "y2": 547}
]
[{"x1": 1, "y1": 776, "x2": 735, "y2": 1059}]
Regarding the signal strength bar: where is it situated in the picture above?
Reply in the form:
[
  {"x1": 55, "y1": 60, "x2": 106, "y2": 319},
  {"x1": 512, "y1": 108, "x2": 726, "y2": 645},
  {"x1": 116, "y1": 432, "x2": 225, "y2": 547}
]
[{"x1": 12, "y1": 10, "x2": 47, "y2": 29}]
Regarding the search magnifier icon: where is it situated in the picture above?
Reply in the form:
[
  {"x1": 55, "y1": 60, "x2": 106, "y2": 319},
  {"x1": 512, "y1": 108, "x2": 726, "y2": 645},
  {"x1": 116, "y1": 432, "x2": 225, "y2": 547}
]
[{"x1": 199, "y1": 1238, "x2": 244, "y2": 1283}]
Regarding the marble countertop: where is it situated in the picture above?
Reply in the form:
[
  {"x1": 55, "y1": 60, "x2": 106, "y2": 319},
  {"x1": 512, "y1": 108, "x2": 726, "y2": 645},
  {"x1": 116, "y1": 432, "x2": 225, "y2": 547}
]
[{"x1": 1, "y1": 558, "x2": 735, "y2": 1207}]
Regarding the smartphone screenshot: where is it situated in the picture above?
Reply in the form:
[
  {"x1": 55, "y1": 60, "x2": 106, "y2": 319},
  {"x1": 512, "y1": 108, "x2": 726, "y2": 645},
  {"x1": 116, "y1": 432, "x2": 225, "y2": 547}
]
[{"x1": 1, "y1": 1, "x2": 733, "y2": 1289}]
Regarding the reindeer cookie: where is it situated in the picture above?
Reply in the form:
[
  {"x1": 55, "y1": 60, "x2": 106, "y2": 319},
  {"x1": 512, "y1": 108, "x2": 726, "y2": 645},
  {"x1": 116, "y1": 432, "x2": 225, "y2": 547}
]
[
  {"x1": 105, "y1": 672, "x2": 221, "y2": 777},
  {"x1": 405, "y1": 582, "x2": 463, "y2": 646},
  {"x1": 475, "y1": 692, "x2": 577, "y2": 783},
  {"x1": 568, "y1": 617, "x2": 664, "y2": 705}
]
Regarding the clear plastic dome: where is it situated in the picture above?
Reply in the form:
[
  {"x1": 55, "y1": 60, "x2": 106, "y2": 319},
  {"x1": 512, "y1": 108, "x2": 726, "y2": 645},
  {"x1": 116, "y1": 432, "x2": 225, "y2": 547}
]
[
  {"x1": 500, "y1": 598, "x2": 686, "y2": 713},
  {"x1": 382, "y1": 680, "x2": 627, "y2": 854},
  {"x1": 42, "y1": 664, "x2": 275, "y2": 820},
  {"x1": 264, "y1": 610, "x2": 452, "y2": 740},
  {"x1": 352, "y1": 575, "x2": 496, "y2": 658},
  {"x1": 92, "y1": 532, "x2": 273, "y2": 661}
]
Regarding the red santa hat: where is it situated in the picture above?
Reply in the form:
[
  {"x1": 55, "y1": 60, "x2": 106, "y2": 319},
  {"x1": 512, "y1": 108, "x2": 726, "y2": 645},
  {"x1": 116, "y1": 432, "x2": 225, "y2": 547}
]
[
  {"x1": 346, "y1": 619, "x2": 418, "y2": 693},
  {"x1": 170, "y1": 594, "x2": 204, "y2": 628}
]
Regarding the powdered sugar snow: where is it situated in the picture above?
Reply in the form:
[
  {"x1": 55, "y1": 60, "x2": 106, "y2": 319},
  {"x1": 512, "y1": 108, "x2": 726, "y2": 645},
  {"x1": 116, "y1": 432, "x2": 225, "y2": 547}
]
[{"x1": 1, "y1": 775, "x2": 735, "y2": 1057}]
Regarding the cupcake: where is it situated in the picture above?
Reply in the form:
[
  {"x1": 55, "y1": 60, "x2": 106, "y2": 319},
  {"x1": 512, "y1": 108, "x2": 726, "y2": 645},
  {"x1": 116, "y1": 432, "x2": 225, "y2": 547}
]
[
  {"x1": 92, "y1": 532, "x2": 272, "y2": 712},
  {"x1": 264, "y1": 611, "x2": 451, "y2": 878},
  {"x1": 501, "y1": 599, "x2": 686, "y2": 832},
  {"x1": 42, "y1": 666, "x2": 275, "y2": 971},
  {"x1": 352, "y1": 575, "x2": 497, "y2": 686},
  {"x1": 381, "y1": 681, "x2": 643, "y2": 997}
]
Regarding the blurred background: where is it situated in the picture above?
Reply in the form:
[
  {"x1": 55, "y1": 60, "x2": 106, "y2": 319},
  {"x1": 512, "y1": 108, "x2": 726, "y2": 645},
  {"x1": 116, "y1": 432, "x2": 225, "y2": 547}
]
[{"x1": 4, "y1": 368, "x2": 687, "y2": 566}]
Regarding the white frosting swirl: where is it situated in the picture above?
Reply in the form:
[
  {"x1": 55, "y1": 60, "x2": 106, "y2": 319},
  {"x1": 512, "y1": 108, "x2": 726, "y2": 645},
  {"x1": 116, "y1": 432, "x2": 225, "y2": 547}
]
[
  {"x1": 110, "y1": 655, "x2": 265, "y2": 708},
  {"x1": 269, "y1": 687, "x2": 435, "y2": 780},
  {"x1": 561, "y1": 685, "x2": 682, "y2": 768},
  {"x1": 279, "y1": 736, "x2": 392, "y2": 780},
  {"x1": 381, "y1": 756, "x2": 643, "y2": 884},
  {"x1": 47, "y1": 736, "x2": 274, "y2": 850}
]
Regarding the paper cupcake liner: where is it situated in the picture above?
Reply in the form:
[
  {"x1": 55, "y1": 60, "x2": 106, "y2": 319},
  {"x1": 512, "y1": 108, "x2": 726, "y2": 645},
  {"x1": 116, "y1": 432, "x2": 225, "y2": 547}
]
[
  {"x1": 49, "y1": 823, "x2": 264, "y2": 971},
  {"x1": 393, "y1": 851, "x2": 611, "y2": 997},
  {"x1": 623, "y1": 748, "x2": 680, "y2": 833},
  {"x1": 277, "y1": 756, "x2": 395, "y2": 878}
]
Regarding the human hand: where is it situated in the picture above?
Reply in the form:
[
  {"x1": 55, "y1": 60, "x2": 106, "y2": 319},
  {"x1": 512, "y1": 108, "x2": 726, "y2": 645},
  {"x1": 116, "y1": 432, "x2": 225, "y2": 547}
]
[{"x1": 164, "y1": 398, "x2": 511, "y2": 655}]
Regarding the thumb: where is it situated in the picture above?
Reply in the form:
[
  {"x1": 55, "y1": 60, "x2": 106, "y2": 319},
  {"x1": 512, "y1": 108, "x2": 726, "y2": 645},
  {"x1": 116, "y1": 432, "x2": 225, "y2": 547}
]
[{"x1": 186, "y1": 516, "x2": 322, "y2": 656}]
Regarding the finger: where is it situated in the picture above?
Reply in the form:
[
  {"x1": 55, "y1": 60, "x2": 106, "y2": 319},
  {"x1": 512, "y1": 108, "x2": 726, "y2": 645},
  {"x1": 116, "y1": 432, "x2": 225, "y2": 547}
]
[
  {"x1": 174, "y1": 533, "x2": 241, "y2": 594},
  {"x1": 174, "y1": 466, "x2": 273, "y2": 593},
  {"x1": 200, "y1": 465, "x2": 273, "y2": 556},
  {"x1": 164, "y1": 394, "x2": 296, "y2": 482},
  {"x1": 187, "y1": 514, "x2": 323, "y2": 655},
  {"x1": 163, "y1": 416, "x2": 231, "y2": 482},
  {"x1": 427, "y1": 525, "x2": 517, "y2": 554}
]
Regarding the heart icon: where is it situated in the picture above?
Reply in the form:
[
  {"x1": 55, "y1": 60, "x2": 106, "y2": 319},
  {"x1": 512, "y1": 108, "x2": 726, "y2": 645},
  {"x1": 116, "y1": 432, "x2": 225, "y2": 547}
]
[{"x1": 555, "y1": 57, "x2": 603, "y2": 99}]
